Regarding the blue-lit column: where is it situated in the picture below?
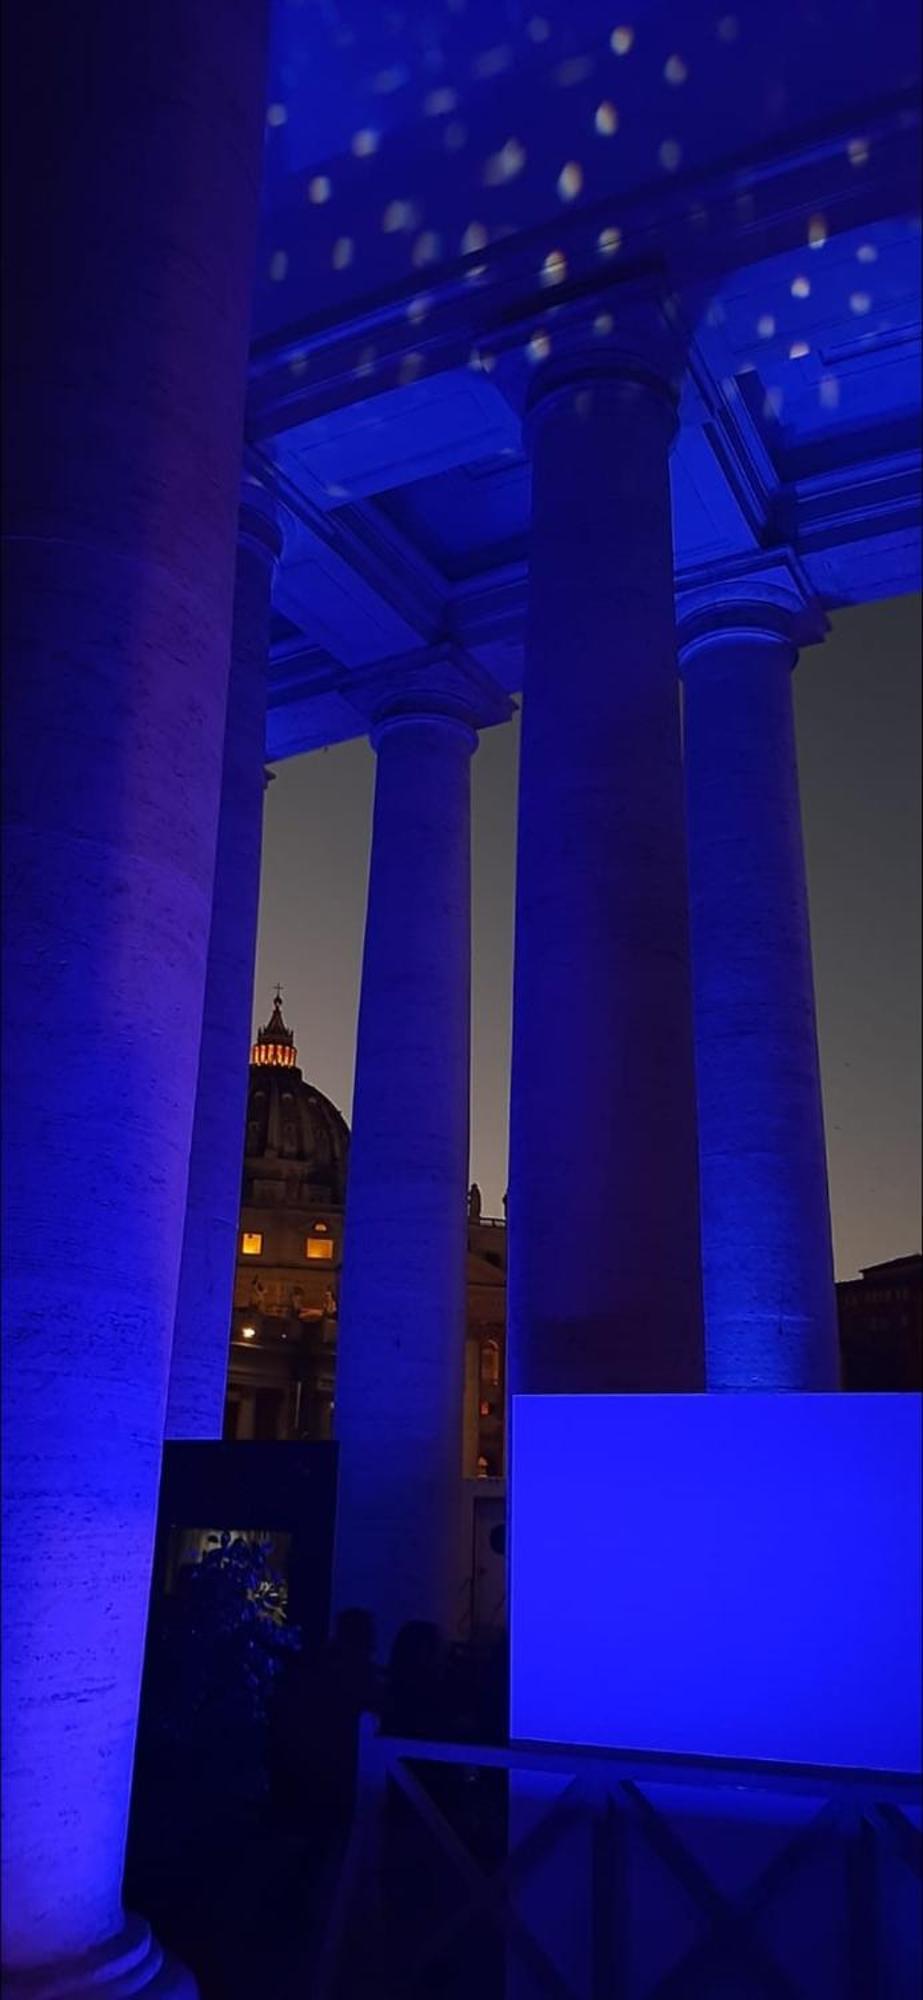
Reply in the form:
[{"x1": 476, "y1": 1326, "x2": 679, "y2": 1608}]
[
  {"x1": 166, "y1": 485, "x2": 282, "y2": 1440},
  {"x1": 679, "y1": 595, "x2": 839, "y2": 1388},
  {"x1": 1, "y1": 2, "x2": 268, "y2": 1991},
  {"x1": 333, "y1": 655, "x2": 510, "y2": 1648},
  {"x1": 508, "y1": 328, "x2": 705, "y2": 1397}
]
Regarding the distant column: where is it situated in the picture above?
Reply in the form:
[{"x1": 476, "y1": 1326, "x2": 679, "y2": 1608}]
[
  {"x1": 508, "y1": 324, "x2": 705, "y2": 1398},
  {"x1": 166, "y1": 484, "x2": 282, "y2": 1440},
  {"x1": 333, "y1": 652, "x2": 510, "y2": 1649},
  {"x1": 680, "y1": 593, "x2": 839, "y2": 1388},
  {"x1": 1, "y1": 1, "x2": 268, "y2": 1990}
]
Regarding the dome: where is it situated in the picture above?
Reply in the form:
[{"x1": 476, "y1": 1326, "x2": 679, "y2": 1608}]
[{"x1": 243, "y1": 991, "x2": 349, "y2": 1206}]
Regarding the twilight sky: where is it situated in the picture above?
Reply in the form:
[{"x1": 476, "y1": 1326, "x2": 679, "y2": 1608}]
[{"x1": 256, "y1": 592, "x2": 921, "y2": 1280}]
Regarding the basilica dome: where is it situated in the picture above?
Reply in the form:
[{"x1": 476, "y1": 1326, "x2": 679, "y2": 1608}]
[{"x1": 243, "y1": 991, "x2": 349, "y2": 1206}]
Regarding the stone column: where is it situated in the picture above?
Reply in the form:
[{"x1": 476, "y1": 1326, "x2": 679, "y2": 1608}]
[
  {"x1": 1, "y1": 2, "x2": 268, "y2": 1990},
  {"x1": 679, "y1": 592, "x2": 839, "y2": 1388},
  {"x1": 332, "y1": 653, "x2": 510, "y2": 1649},
  {"x1": 166, "y1": 484, "x2": 282, "y2": 1441},
  {"x1": 508, "y1": 326, "x2": 705, "y2": 1398}
]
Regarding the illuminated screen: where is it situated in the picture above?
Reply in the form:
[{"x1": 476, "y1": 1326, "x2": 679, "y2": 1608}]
[{"x1": 510, "y1": 1394, "x2": 922, "y2": 1772}]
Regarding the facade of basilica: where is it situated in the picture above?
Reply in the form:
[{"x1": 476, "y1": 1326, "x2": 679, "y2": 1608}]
[{"x1": 226, "y1": 994, "x2": 506, "y2": 1477}]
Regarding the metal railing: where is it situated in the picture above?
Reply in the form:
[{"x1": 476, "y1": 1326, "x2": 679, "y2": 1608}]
[{"x1": 312, "y1": 1720, "x2": 922, "y2": 1999}]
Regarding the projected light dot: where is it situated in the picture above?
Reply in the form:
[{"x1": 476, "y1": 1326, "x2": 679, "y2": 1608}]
[
  {"x1": 406, "y1": 294, "x2": 431, "y2": 324},
  {"x1": 555, "y1": 56, "x2": 595, "y2": 86},
  {"x1": 763, "y1": 385, "x2": 783, "y2": 418},
  {"x1": 399, "y1": 352, "x2": 423, "y2": 383},
  {"x1": 473, "y1": 45, "x2": 513, "y2": 79},
  {"x1": 461, "y1": 221, "x2": 488, "y2": 254},
  {"x1": 527, "y1": 16, "x2": 551, "y2": 42},
  {"x1": 664, "y1": 54, "x2": 688, "y2": 84},
  {"x1": 424, "y1": 86, "x2": 457, "y2": 115},
  {"x1": 848, "y1": 136, "x2": 870, "y2": 166},
  {"x1": 850, "y1": 290, "x2": 872, "y2": 314},
  {"x1": 541, "y1": 248, "x2": 567, "y2": 285},
  {"x1": 791, "y1": 274, "x2": 811, "y2": 297},
  {"x1": 705, "y1": 299, "x2": 726, "y2": 326},
  {"x1": 757, "y1": 313, "x2": 775, "y2": 337},
  {"x1": 332, "y1": 236, "x2": 354, "y2": 269},
  {"x1": 659, "y1": 138, "x2": 682, "y2": 171},
  {"x1": 557, "y1": 161, "x2": 583, "y2": 200},
  {"x1": 412, "y1": 230, "x2": 441, "y2": 267},
  {"x1": 807, "y1": 214, "x2": 828, "y2": 248},
  {"x1": 594, "y1": 311, "x2": 614, "y2": 334},
  {"x1": 289, "y1": 353, "x2": 308, "y2": 377},
  {"x1": 789, "y1": 339, "x2": 810, "y2": 359},
  {"x1": 595, "y1": 101, "x2": 619, "y2": 135},
  {"x1": 266, "y1": 103, "x2": 288, "y2": 127},
  {"x1": 444, "y1": 121, "x2": 468, "y2": 151},
  {"x1": 383, "y1": 198, "x2": 420, "y2": 232},
  {"x1": 717, "y1": 13, "x2": 740, "y2": 39},
  {"x1": 268, "y1": 250, "x2": 288, "y2": 281},
  {"x1": 819, "y1": 374, "x2": 840, "y2": 408},
  {"x1": 374, "y1": 65, "x2": 409, "y2": 95},
  {"x1": 598, "y1": 225, "x2": 622, "y2": 256},
  {"x1": 308, "y1": 175, "x2": 332, "y2": 205},
  {"x1": 355, "y1": 344, "x2": 377, "y2": 378},
  {"x1": 857, "y1": 241, "x2": 878, "y2": 262},
  {"x1": 736, "y1": 190, "x2": 755, "y2": 220},
  {"x1": 528, "y1": 330, "x2": 551, "y2": 362},
  {"x1": 351, "y1": 128, "x2": 379, "y2": 157},
  {"x1": 610, "y1": 26, "x2": 634, "y2": 56},
  {"x1": 484, "y1": 137, "x2": 526, "y2": 183}
]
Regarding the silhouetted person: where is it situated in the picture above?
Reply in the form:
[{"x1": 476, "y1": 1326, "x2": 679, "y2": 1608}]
[
  {"x1": 268, "y1": 1606, "x2": 379, "y2": 1838},
  {"x1": 381, "y1": 1620, "x2": 448, "y2": 1740}
]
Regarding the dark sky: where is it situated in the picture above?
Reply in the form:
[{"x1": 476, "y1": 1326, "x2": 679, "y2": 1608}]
[{"x1": 256, "y1": 593, "x2": 921, "y2": 1280}]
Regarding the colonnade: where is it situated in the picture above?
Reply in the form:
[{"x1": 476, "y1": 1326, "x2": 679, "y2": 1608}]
[{"x1": 2, "y1": 13, "x2": 838, "y2": 1983}]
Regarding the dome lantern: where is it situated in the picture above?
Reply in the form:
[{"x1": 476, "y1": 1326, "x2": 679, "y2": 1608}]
[{"x1": 251, "y1": 984, "x2": 297, "y2": 1068}]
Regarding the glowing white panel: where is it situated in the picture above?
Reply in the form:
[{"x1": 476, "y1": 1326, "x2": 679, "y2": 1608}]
[{"x1": 510, "y1": 1394, "x2": 922, "y2": 1772}]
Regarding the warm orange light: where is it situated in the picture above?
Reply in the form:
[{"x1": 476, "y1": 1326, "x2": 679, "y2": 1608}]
[
  {"x1": 241, "y1": 1325, "x2": 257, "y2": 1341},
  {"x1": 306, "y1": 1237, "x2": 334, "y2": 1261},
  {"x1": 241, "y1": 1232, "x2": 263, "y2": 1256},
  {"x1": 251, "y1": 1043, "x2": 296, "y2": 1066}
]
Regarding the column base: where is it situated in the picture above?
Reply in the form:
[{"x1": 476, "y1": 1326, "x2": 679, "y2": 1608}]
[{"x1": 1, "y1": 1918, "x2": 197, "y2": 2000}]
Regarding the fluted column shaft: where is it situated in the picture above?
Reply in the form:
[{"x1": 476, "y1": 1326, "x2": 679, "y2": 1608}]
[
  {"x1": 508, "y1": 338, "x2": 705, "y2": 1397},
  {"x1": 680, "y1": 603, "x2": 839, "y2": 1388},
  {"x1": 166, "y1": 488, "x2": 282, "y2": 1440},
  {"x1": 1, "y1": 1, "x2": 268, "y2": 1987},
  {"x1": 333, "y1": 705, "x2": 477, "y2": 1647}
]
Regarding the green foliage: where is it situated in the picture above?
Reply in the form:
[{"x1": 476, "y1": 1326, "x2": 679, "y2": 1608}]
[{"x1": 143, "y1": 1532, "x2": 301, "y2": 1762}]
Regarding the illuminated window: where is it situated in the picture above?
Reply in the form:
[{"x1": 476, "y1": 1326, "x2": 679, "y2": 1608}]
[
  {"x1": 241, "y1": 1232, "x2": 262, "y2": 1256},
  {"x1": 481, "y1": 1341, "x2": 500, "y2": 1387},
  {"x1": 306, "y1": 1237, "x2": 334, "y2": 1262}
]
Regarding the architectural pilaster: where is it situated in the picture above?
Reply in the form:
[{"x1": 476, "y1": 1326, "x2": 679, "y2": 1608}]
[
  {"x1": 332, "y1": 647, "x2": 511, "y2": 1648},
  {"x1": 508, "y1": 316, "x2": 705, "y2": 1399},
  {"x1": 679, "y1": 581, "x2": 839, "y2": 1388},
  {"x1": 1, "y1": 2, "x2": 268, "y2": 1987},
  {"x1": 166, "y1": 481, "x2": 282, "y2": 1440}
]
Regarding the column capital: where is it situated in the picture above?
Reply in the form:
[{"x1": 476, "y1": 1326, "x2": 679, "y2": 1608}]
[
  {"x1": 524, "y1": 300, "x2": 684, "y2": 443},
  {"x1": 677, "y1": 574, "x2": 828, "y2": 675},
  {"x1": 342, "y1": 641, "x2": 514, "y2": 746},
  {"x1": 238, "y1": 476, "x2": 284, "y2": 569}
]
